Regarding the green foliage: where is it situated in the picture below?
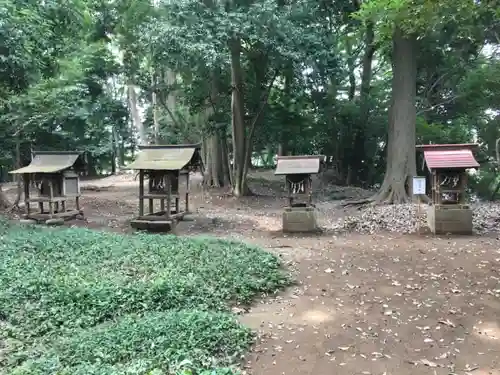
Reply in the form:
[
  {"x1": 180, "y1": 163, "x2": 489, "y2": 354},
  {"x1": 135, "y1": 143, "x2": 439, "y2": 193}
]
[
  {"x1": 356, "y1": 0, "x2": 490, "y2": 40},
  {"x1": 0, "y1": 0, "x2": 498, "y2": 189},
  {"x1": 469, "y1": 166, "x2": 500, "y2": 201},
  {"x1": 0, "y1": 224, "x2": 290, "y2": 374},
  {"x1": 416, "y1": 117, "x2": 473, "y2": 145},
  {"x1": 12, "y1": 311, "x2": 252, "y2": 375}
]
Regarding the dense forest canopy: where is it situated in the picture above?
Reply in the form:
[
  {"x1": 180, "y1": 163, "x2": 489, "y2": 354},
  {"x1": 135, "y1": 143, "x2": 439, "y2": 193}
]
[{"x1": 0, "y1": 0, "x2": 499, "y2": 202}]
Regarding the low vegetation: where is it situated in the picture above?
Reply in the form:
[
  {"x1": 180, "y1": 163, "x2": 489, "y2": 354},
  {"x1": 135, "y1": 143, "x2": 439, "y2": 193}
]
[{"x1": 0, "y1": 220, "x2": 290, "y2": 374}]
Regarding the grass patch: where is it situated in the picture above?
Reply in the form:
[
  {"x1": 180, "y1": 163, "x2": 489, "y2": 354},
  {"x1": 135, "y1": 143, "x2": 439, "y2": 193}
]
[{"x1": 0, "y1": 221, "x2": 290, "y2": 374}]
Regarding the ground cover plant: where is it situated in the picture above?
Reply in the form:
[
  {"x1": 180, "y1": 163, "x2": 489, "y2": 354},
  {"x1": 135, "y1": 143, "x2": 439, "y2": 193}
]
[{"x1": 0, "y1": 220, "x2": 290, "y2": 374}]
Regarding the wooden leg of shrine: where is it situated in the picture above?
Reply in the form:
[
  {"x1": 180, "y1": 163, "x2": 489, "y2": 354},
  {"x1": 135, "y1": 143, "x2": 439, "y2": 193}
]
[
  {"x1": 23, "y1": 175, "x2": 30, "y2": 214},
  {"x1": 148, "y1": 176, "x2": 154, "y2": 214},
  {"x1": 185, "y1": 174, "x2": 190, "y2": 213},
  {"x1": 76, "y1": 196, "x2": 80, "y2": 211},
  {"x1": 160, "y1": 199, "x2": 165, "y2": 212},
  {"x1": 48, "y1": 182, "x2": 54, "y2": 218},
  {"x1": 175, "y1": 197, "x2": 179, "y2": 214},
  {"x1": 61, "y1": 200, "x2": 66, "y2": 212},
  {"x1": 39, "y1": 202, "x2": 44, "y2": 214},
  {"x1": 166, "y1": 179, "x2": 171, "y2": 219},
  {"x1": 139, "y1": 170, "x2": 144, "y2": 216}
]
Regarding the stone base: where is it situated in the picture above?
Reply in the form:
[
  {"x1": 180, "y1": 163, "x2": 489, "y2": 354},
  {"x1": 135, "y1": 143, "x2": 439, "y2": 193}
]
[
  {"x1": 427, "y1": 205, "x2": 473, "y2": 235},
  {"x1": 282, "y1": 206, "x2": 318, "y2": 233}
]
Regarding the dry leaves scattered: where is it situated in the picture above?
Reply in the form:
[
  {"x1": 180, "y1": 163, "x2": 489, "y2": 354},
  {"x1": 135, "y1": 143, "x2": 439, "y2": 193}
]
[{"x1": 323, "y1": 202, "x2": 500, "y2": 234}]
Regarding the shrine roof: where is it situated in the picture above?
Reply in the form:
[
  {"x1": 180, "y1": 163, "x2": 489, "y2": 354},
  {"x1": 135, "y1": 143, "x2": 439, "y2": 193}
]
[
  {"x1": 416, "y1": 143, "x2": 480, "y2": 170},
  {"x1": 125, "y1": 144, "x2": 202, "y2": 171},
  {"x1": 9, "y1": 151, "x2": 82, "y2": 174},
  {"x1": 275, "y1": 155, "x2": 323, "y2": 175}
]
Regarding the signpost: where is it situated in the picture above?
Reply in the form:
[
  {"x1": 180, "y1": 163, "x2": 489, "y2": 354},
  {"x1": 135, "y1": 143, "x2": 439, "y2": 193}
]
[{"x1": 412, "y1": 176, "x2": 426, "y2": 234}]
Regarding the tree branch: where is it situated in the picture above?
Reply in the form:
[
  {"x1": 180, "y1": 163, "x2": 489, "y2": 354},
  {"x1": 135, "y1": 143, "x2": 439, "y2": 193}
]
[
  {"x1": 242, "y1": 68, "x2": 280, "y2": 180},
  {"x1": 156, "y1": 90, "x2": 190, "y2": 128},
  {"x1": 416, "y1": 95, "x2": 462, "y2": 116}
]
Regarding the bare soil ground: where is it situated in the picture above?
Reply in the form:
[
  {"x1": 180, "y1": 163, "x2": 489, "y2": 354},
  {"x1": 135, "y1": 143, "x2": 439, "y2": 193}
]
[{"x1": 5, "y1": 171, "x2": 500, "y2": 375}]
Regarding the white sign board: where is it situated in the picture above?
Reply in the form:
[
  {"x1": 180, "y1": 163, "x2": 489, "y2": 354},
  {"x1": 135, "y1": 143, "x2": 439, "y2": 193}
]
[{"x1": 412, "y1": 176, "x2": 426, "y2": 195}]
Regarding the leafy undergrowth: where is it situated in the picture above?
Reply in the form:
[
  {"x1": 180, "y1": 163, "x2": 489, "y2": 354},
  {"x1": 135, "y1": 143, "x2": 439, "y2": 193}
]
[{"x1": 0, "y1": 220, "x2": 290, "y2": 374}]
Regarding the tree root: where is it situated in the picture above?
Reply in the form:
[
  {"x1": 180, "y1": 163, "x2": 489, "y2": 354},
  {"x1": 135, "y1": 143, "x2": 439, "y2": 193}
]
[
  {"x1": 341, "y1": 197, "x2": 374, "y2": 208},
  {"x1": 342, "y1": 190, "x2": 430, "y2": 207}
]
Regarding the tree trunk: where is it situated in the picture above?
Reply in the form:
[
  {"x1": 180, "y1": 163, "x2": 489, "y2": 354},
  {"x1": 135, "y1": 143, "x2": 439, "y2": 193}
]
[
  {"x1": 13, "y1": 134, "x2": 22, "y2": 207},
  {"x1": 279, "y1": 65, "x2": 293, "y2": 158},
  {"x1": 345, "y1": 36, "x2": 356, "y2": 101},
  {"x1": 151, "y1": 71, "x2": 160, "y2": 144},
  {"x1": 229, "y1": 37, "x2": 250, "y2": 197},
  {"x1": 351, "y1": 21, "x2": 376, "y2": 185},
  {"x1": 373, "y1": 27, "x2": 417, "y2": 204},
  {"x1": 0, "y1": 185, "x2": 11, "y2": 209},
  {"x1": 205, "y1": 132, "x2": 223, "y2": 187},
  {"x1": 128, "y1": 83, "x2": 146, "y2": 144},
  {"x1": 203, "y1": 67, "x2": 231, "y2": 187},
  {"x1": 165, "y1": 68, "x2": 177, "y2": 120}
]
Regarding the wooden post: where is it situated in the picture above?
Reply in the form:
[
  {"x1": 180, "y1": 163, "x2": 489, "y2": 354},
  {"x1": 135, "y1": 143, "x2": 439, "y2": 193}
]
[
  {"x1": 461, "y1": 172, "x2": 467, "y2": 205},
  {"x1": 23, "y1": 174, "x2": 30, "y2": 215},
  {"x1": 139, "y1": 169, "x2": 144, "y2": 216},
  {"x1": 48, "y1": 179, "x2": 54, "y2": 218},
  {"x1": 148, "y1": 173, "x2": 154, "y2": 214},
  {"x1": 38, "y1": 178, "x2": 44, "y2": 213},
  {"x1": 308, "y1": 175, "x2": 312, "y2": 206},
  {"x1": 416, "y1": 202, "x2": 421, "y2": 234},
  {"x1": 286, "y1": 177, "x2": 292, "y2": 207},
  {"x1": 166, "y1": 174, "x2": 172, "y2": 219},
  {"x1": 185, "y1": 172, "x2": 189, "y2": 213}
]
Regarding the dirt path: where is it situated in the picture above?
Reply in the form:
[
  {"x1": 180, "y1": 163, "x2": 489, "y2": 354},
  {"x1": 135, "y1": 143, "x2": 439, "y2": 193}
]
[
  {"x1": 240, "y1": 235, "x2": 500, "y2": 375},
  {"x1": 7, "y1": 173, "x2": 500, "y2": 375}
]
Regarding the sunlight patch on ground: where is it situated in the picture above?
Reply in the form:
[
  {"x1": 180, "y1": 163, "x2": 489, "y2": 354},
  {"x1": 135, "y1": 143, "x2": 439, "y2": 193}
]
[
  {"x1": 299, "y1": 309, "x2": 334, "y2": 325},
  {"x1": 474, "y1": 321, "x2": 500, "y2": 341},
  {"x1": 472, "y1": 369, "x2": 500, "y2": 375}
]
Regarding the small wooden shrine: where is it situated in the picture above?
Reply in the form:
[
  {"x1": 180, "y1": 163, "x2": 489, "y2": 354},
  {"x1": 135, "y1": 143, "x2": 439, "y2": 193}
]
[
  {"x1": 126, "y1": 144, "x2": 203, "y2": 231},
  {"x1": 9, "y1": 151, "x2": 85, "y2": 224},
  {"x1": 417, "y1": 143, "x2": 480, "y2": 234},
  {"x1": 275, "y1": 155, "x2": 323, "y2": 232}
]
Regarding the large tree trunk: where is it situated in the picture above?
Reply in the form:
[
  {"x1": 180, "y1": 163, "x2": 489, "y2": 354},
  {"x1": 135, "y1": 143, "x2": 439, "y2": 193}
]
[
  {"x1": 128, "y1": 83, "x2": 146, "y2": 144},
  {"x1": 229, "y1": 37, "x2": 251, "y2": 197},
  {"x1": 373, "y1": 27, "x2": 417, "y2": 204},
  {"x1": 229, "y1": 39, "x2": 277, "y2": 197}
]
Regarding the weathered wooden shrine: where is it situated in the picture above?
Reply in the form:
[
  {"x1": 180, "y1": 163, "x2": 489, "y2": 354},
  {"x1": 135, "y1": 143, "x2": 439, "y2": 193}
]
[
  {"x1": 9, "y1": 151, "x2": 85, "y2": 224},
  {"x1": 417, "y1": 143, "x2": 480, "y2": 234},
  {"x1": 126, "y1": 144, "x2": 203, "y2": 231},
  {"x1": 275, "y1": 155, "x2": 323, "y2": 232}
]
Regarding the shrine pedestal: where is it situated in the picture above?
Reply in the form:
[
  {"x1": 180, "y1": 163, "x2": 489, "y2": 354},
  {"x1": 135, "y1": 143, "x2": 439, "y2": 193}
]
[
  {"x1": 282, "y1": 206, "x2": 318, "y2": 233},
  {"x1": 427, "y1": 205, "x2": 473, "y2": 235}
]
